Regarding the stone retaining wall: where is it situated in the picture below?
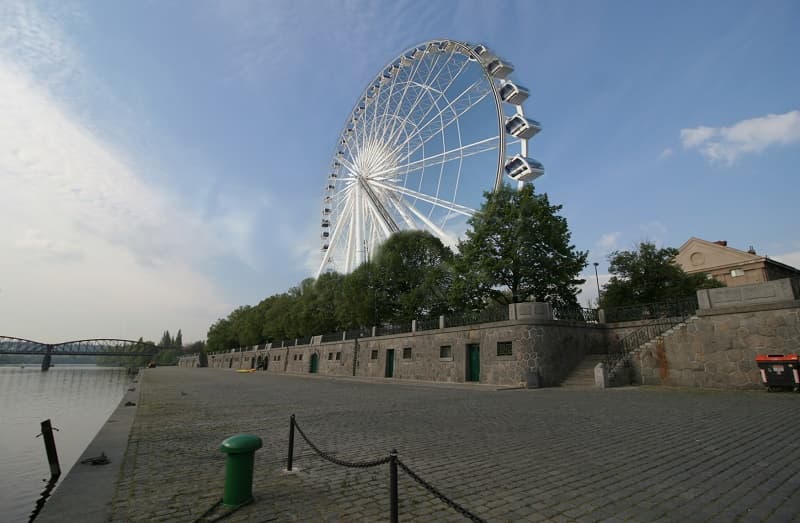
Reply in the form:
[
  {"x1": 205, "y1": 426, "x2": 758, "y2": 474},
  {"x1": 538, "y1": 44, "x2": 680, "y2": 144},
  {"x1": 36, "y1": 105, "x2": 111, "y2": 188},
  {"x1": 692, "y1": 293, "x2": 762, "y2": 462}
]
[
  {"x1": 632, "y1": 301, "x2": 800, "y2": 389},
  {"x1": 179, "y1": 317, "x2": 633, "y2": 387}
]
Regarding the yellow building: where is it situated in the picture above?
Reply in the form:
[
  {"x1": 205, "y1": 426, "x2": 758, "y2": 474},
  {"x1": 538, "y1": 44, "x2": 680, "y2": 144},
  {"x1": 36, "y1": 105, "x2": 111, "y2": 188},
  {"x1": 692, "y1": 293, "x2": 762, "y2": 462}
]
[{"x1": 675, "y1": 237, "x2": 800, "y2": 287}]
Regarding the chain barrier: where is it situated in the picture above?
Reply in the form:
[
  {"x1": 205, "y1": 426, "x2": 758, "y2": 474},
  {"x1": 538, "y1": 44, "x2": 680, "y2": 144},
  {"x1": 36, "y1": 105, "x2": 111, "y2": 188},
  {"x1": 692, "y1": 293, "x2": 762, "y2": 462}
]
[
  {"x1": 290, "y1": 415, "x2": 487, "y2": 522},
  {"x1": 293, "y1": 418, "x2": 392, "y2": 469},
  {"x1": 396, "y1": 459, "x2": 486, "y2": 523}
]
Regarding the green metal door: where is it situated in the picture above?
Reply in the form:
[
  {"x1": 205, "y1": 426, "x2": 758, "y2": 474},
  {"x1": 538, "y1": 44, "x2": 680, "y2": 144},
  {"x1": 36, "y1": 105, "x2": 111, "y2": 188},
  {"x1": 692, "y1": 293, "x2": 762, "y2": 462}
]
[
  {"x1": 385, "y1": 349, "x2": 395, "y2": 378},
  {"x1": 310, "y1": 353, "x2": 319, "y2": 373},
  {"x1": 467, "y1": 344, "x2": 480, "y2": 382}
]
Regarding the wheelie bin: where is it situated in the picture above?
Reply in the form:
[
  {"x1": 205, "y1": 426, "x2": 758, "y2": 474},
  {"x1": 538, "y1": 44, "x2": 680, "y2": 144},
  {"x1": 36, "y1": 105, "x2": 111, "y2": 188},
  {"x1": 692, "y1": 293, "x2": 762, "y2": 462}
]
[{"x1": 755, "y1": 354, "x2": 800, "y2": 391}]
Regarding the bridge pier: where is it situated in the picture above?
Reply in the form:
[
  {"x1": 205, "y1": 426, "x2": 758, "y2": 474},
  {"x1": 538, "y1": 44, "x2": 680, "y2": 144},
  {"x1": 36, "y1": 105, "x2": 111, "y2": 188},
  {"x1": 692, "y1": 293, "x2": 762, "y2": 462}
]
[{"x1": 41, "y1": 346, "x2": 53, "y2": 372}]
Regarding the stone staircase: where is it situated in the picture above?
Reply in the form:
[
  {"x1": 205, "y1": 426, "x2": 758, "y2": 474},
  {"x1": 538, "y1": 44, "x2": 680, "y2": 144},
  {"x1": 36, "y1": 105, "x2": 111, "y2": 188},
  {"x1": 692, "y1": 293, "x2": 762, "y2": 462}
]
[
  {"x1": 560, "y1": 354, "x2": 606, "y2": 388},
  {"x1": 635, "y1": 316, "x2": 698, "y2": 353}
]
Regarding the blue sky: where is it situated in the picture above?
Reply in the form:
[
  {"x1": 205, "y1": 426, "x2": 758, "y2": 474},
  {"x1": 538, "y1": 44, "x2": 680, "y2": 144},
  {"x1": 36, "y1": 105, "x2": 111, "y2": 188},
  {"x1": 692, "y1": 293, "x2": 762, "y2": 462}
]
[{"x1": 1, "y1": 1, "x2": 798, "y2": 342}]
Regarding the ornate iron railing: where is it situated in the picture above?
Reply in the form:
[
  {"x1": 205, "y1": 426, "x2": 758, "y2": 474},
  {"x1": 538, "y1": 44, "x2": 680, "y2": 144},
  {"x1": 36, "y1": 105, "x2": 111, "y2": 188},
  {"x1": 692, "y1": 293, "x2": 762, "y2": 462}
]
[
  {"x1": 415, "y1": 316, "x2": 440, "y2": 332},
  {"x1": 376, "y1": 322, "x2": 413, "y2": 336},
  {"x1": 344, "y1": 328, "x2": 372, "y2": 340},
  {"x1": 320, "y1": 332, "x2": 344, "y2": 343},
  {"x1": 552, "y1": 305, "x2": 599, "y2": 323},
  {"x1": 603, "y1": 296, "x2": 699, "y2": 323},
  {"x1": 602, "y1": 301, "x2": 698, "y2": 377},
  {"x1": 444, "y1": 306, "x2": 509, "y2": 328}
]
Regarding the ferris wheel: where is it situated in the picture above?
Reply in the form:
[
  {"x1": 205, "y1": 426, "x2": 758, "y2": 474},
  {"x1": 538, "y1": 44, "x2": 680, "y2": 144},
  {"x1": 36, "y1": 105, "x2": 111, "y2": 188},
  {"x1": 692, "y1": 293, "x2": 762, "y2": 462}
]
[{"x1": 317, "y1": 39, "x2": 544, "y2": 276}]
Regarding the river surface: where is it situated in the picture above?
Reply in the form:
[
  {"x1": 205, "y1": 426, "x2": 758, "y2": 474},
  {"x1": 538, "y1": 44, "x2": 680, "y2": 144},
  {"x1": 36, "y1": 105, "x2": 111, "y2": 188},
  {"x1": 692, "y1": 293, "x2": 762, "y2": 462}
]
[{"x1": 0, "y1": 365, "x2": 133, "y2": 522}]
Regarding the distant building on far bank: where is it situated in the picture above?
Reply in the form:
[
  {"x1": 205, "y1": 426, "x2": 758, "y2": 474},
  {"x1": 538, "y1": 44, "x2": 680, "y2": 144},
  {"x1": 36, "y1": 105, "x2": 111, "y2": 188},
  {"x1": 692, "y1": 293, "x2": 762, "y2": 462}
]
[{"x1": 675, "y1": 237, "x2": 800, "y2": 288}]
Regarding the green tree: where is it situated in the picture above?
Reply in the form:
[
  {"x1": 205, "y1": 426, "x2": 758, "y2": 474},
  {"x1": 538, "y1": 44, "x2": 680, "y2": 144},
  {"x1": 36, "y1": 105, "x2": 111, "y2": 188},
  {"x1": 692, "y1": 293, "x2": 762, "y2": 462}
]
[
  {"x1": 335, "y1": 264, "x2": 375, "y2": 329},
  {"x1": 159, "y1": 330, "x2": 173, "y2": 348},
  {"x1": 206, "y1": 318, "x2": 237, "y2": 353},
  {"x1": 372, "y1": 230, "x2": 454, "y2": 322},
  {"x1": 306, "y1": 272, "x2": 346, "y2": 334},
  {"x1": 600, "y1": 242, "x2": 724, "y2": 307},
  {"x1": 174, "y1": 329, "x2": 183, "y2": 349},
  {"x1": 453, "y1": 184, "x2": 587, "y2": 307},
  {"x1": 262, "y1": 292, "x2": 302, "y2": 341}
]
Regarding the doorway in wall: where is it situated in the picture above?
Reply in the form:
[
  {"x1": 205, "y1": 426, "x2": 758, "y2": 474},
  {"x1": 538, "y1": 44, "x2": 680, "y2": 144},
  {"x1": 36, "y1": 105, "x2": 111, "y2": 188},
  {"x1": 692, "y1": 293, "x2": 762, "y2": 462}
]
[
  {"x1": 466, "y1": 344, "x2": 480, "y2": 382},
  {"x1": 385, "y1": 349, "x2": 395, "y2": 378}
]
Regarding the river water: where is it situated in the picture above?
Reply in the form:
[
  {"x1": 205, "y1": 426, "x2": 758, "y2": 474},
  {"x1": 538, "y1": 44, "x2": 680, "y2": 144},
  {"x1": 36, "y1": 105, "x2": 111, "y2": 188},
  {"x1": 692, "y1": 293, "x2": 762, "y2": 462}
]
[{"x1": 0, "y1": 365, "x2": 133, "y2": 522}]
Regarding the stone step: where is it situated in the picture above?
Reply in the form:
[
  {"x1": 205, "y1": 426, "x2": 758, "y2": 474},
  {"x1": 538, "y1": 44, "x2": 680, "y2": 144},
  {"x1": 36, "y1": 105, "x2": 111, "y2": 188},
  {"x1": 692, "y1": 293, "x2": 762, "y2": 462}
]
[{"x1": 561, "y1": 355, "x2": 606, "y2": 388}]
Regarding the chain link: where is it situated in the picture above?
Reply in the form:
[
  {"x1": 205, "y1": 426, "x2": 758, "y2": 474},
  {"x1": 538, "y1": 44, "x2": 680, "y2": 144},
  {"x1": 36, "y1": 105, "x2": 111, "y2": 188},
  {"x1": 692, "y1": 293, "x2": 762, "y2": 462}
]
[
  {"x1": 396, "y1": 459, "x2": 486, "y2": 523},
  {"x1": 293, "y1": 419, "x2": 392, "y2": 468},
  {"x1": 292, "y1": 416, "x2": 487, "y2": 522}
]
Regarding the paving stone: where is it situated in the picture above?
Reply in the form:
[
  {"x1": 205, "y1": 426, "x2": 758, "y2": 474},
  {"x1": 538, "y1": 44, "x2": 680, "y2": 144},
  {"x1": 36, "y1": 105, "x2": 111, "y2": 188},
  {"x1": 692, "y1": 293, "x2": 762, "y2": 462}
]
[{"x1": 109, "y1": 368, "x2": 800, "y2": 522}]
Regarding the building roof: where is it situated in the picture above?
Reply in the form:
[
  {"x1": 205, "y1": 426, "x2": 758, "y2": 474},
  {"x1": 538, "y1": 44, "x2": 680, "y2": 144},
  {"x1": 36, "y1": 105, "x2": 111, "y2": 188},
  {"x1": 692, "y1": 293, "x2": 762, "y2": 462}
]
[{"x1": 676, "y1": 237, "x2": 800, "y2": 274}]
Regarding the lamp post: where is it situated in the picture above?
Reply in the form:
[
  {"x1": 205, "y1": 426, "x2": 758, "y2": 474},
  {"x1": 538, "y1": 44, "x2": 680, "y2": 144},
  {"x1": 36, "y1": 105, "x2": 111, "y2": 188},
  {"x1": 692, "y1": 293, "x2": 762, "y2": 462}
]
[{"x1": 593, "y1": 262, "x2": 601, "y2": 305}]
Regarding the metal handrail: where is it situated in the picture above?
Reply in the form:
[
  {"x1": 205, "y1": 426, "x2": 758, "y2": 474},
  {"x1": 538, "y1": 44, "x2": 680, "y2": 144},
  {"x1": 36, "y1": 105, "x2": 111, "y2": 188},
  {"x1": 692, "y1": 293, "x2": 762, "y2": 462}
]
[{"x1": 603, "y1": 305, "x2": 697, "y2": 374}]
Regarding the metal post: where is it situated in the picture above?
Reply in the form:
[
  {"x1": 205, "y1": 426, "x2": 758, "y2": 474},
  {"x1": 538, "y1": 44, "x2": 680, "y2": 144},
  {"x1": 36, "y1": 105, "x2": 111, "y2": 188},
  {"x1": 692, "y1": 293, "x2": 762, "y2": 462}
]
[
  {"x1": 40, "y1": 419, "x2": 61, "y2": 479},
  {"x1": 389, "y1": 449, "x2": 398, "y2": 523},
  {"x1": 287, "y1": 414, "x2": 295, "y2": 471},
  {"x1": 593, "y1": 262, "x2": 601, "y2": 305}
]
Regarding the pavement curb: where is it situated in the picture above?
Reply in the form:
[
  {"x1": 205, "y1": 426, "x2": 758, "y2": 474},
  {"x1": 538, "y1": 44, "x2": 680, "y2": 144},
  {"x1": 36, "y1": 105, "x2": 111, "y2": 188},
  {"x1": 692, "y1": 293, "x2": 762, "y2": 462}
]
[{"x1": 35, "y1": 369, "x2": 143, "y2": 523}]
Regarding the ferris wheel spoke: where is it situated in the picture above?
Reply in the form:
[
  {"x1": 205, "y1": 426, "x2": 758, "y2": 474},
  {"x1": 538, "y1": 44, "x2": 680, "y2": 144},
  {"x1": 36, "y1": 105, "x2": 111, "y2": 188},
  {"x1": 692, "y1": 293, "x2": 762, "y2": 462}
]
[
  {"x1": 358, "y1": 178, "x2": 400, "y2": 235},
  {"x1": 401, "y1": 199, "x2": 455, "y2": 245},
  {"x1": 371, "y1": 135, "x2": 500, "y2": 180},
  {"x1": 391, "y1": 78, "x2": 493, "y2": 163},
  {"x1": 370, "y1": 180, "x2": 475, "y2": 217},
  {"x1": 381, "y1": 51, "x2": 467, "y2": 148},
  {"x1": 318, "y1": 194, "x2": 354, "y2": 277},
  {"x1": 384, "y1": 191, "x2": 419, "y2": 230}
]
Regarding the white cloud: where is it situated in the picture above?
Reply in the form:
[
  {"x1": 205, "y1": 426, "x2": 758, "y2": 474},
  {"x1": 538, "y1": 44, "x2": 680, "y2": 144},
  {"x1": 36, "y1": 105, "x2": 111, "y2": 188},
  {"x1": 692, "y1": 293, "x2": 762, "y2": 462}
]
[
  {"x1": 0, "y1": 55, "x2": 229, "y2": 342},
  {"x1": 657, "y1": 148, "x2": 673, "y2": 161},
  {"x1": 576, "y1": 272, "x2": 612, "y2": 308},
  {"x1": 680, "y1": 126, "x2": 717, "y2": 148},
  {"x1": 639, "y1": 221, "x2": 667, "y2": 247},
  {"x1": 596, "y1": 232, "x2": 621, "y2": 254},
  {"x1": 681, "y1": 110, "x2": 800, "y2": 165},
  {"x1": 772, "y1": 251, "x2": 800, "y2": 271}
]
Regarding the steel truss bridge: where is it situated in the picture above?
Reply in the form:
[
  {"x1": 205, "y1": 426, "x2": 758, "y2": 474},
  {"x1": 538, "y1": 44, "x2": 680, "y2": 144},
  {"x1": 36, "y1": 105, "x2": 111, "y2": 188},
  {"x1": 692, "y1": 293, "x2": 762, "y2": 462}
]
[{"x1": 0, "y1": 336, "x2": 161, "y2": 371}]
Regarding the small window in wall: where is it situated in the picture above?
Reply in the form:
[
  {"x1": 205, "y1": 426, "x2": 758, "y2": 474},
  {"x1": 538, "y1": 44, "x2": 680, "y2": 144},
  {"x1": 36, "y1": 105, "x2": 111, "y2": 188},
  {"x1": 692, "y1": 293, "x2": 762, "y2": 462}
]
[
  {"x1": 328, "y1": 352, "x2": 333, "y2": 360},
  {"x1": 299, "y1": 354, "x2": 303, "y2": 361},
  {"x1": 439, "y1": 345, "x2": 452, "y2": 360},
  {"x1": 371, "y1": 350, "x2": 379, "y2": 360},
  {"x1": 402, "y1": 347, "x2": 412, "y2": 359},
  {"x1": 336, "y1": 352, "x2": 342, "y2": 360},
  {"x1": 497, "y1": 341, "x2": 513, "y2": 356},
  {"x1": 730, "y1": 268, "x2": 745, "y2": 277},
  {"x1": 293, "y1": 354, "x2": 297, "y2": 361}
]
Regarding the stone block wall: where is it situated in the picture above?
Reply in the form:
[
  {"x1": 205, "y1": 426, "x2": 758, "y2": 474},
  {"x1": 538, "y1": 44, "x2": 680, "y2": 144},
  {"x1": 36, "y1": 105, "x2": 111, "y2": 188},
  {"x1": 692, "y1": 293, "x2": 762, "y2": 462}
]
[
  {"x1": 180, "y1": 317, "x2": 661, "y2": 387},
  {"x1": 632, "y1": 301, "x2": 800, "y2": 389}
]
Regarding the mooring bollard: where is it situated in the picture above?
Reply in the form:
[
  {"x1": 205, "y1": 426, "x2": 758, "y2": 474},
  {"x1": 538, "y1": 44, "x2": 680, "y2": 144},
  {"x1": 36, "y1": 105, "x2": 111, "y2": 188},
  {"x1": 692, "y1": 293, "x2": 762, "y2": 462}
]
[
  {"x1": 219, "y1": 434, "x2": 262, "y2": 507},
  {"x1": 389, "y1": 449, "x2": 398, "y2": 523},
  {"x1": 38, "y1": 419, "x2": 61, "y2": 479},
  {"x1": 287, "y1": 414, "x2": 295, "y2": 471}
]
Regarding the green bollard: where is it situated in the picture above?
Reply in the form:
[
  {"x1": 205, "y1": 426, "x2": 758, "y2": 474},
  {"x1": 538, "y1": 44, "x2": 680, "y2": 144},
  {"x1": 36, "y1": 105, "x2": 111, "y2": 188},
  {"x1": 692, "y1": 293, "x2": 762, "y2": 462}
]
[{"x1": 219, "y1": 434, "x2": 263, "y2": 507}]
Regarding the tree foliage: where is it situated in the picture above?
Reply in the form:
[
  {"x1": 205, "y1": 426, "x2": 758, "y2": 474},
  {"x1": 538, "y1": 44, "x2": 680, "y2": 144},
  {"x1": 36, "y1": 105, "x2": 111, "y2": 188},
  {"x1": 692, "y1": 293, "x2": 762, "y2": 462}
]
[
  {"x1": 454, "y1": 184, "x2": 587, "y2": 306},
  {"x1": 373, "y1": 230, "x2": 453, "y2": 322},
  {"x1": 204, "y1": 184, "x2": 587, "y2": 349},
  {"x1": 600, "y1": 242, "x2": 724, "y2": 307}
]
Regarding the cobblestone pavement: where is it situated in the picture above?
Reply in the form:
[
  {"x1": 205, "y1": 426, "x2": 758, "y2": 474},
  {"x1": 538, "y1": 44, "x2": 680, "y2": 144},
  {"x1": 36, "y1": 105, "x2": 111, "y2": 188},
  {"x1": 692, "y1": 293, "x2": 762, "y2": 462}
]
[{"x1": 110, "y1": 368, "x2": 800, "y2": 523}]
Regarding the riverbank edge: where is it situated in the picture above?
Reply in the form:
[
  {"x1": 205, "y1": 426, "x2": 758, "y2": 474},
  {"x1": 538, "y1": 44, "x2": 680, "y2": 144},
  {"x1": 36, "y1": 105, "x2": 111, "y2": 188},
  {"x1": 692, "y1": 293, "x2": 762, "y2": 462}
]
[{"x1": 35, "y1": 370, "x2": 143, "y2": 523}]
